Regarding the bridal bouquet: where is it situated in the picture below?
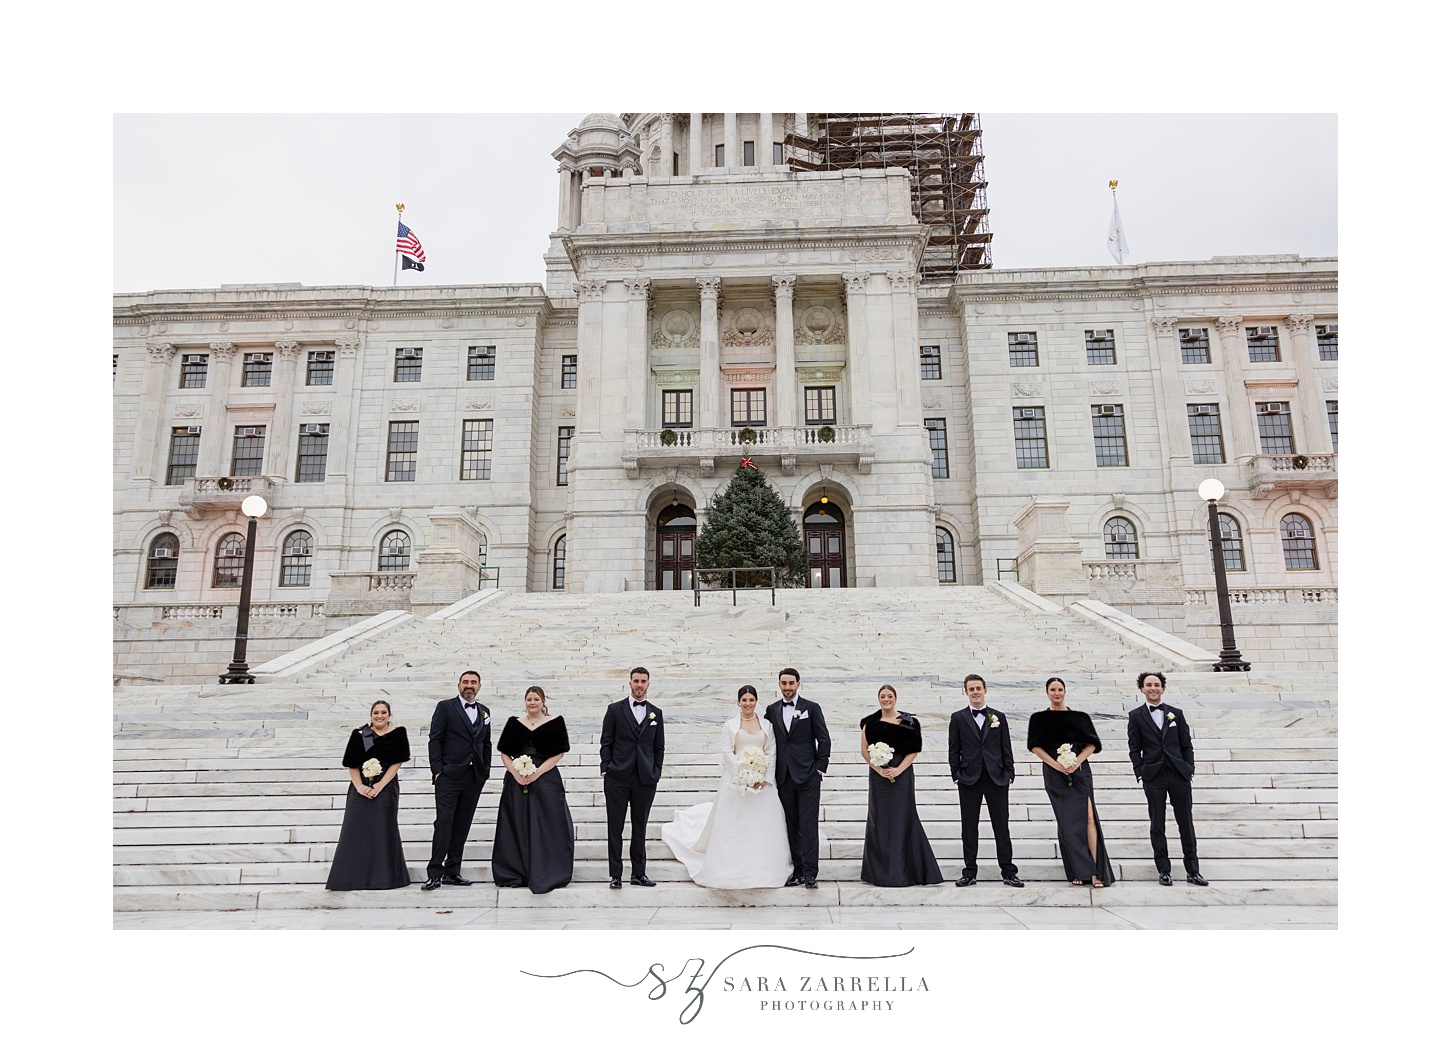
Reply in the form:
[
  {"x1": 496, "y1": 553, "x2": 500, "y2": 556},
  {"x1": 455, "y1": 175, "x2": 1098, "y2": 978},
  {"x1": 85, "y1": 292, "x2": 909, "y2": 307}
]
[
  {"x1": 867, "y1": 741, "x2": 896, "y2": 782},
  {"x1": 513, "y1": 755, "x2": 538, "y2": 793},
  {"x1": 1056, "y1": 743, "x2": 1078, "y2": 787},
  {"x1": 360, "y1": 758, "x2": 383, "y2": 784},
  {"x1": 731, "y1": 746, "x2": 769, "y2": 793}
]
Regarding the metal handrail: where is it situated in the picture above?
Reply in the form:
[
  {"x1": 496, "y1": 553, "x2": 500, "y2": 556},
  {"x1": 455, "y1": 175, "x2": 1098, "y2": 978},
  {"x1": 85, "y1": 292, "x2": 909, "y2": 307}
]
[
  {"x1": 995, "y1": 557, "x2": 1019, "y2": 581},
  {"x1": 478, "y1": 565, "x2": 500, "y2": 590},
  {"x1": 693, "y1": 566, "x2": 778, "y2": 607}
]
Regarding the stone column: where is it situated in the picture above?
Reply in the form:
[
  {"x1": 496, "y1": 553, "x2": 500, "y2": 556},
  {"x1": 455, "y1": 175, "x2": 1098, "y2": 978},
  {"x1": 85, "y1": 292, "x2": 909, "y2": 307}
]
[
  {"x1": 1149, "y1": 316, "x2": 1192, "y2": 463},
  {"x1": 889, "y1": 270, "x2": 922, "y2": 430},
  {"x1": 576, "y1": 280, "x2": 607, "y2": 436},
  {"x1": 842, "y1": 274, "x2": 871, "y2": 425},
  {"x1": 1216, "y1": 316, "x2": 1256, "y2": 463},
  {"x1": 772, "y1": 275, "x2": 797, "y2": 428},
  {"x1": 556, "y1": 165, "x2": 574, "y2": 229},
  {"x1": 624, "y1": 276, "x2": 651, "y2": 431},
  {"x1": 688, "y1": 113, "x2": 702, "y2": 174},
  {"x1": 758, "y1": 112, "x2": 773, "y2": 167},
  {"x1": 265, "y1": 341, "x2": 301, "y2": 477},
  {"x1": 132, "y1": 342, "x2": 176, "y2": 481},
  {"x1": 723, "y1": 113, "x2": 737, "y2": 169},
  {"x1": 329, "y1": 338, "x2": 360, "y2": 482},
  {"x1": 1284, "y1": 313, "x2": 1331, "y2": 454},
  {"x1": 697, "y1": 277, "x2": 721, "y2": 429},
  {"x1": 660, "y1": 114, "x2": 675, "y2": 176},
  {"x1": 199, "y1": 341, "x2": 236, "y2": 475}
]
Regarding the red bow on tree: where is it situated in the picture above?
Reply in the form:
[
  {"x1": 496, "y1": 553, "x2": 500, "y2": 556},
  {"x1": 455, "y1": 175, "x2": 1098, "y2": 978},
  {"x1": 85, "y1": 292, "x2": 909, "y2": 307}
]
[{"x1": 739, "y1": 457, "x2": 757, "y2": 470}]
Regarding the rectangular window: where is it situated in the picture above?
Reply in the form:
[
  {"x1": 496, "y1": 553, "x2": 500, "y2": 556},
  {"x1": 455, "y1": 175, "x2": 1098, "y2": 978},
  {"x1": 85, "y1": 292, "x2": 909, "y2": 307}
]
[
  {"x1": 672, "y1": 152, "x2": 680, "y2": 176},
  {"x1": 241, "y1": 352, "x2": 273, "y2": 387},
  {"x1": 231, "y1": 425, "x2": 267, "y2": 476},
  {"x1": 295, "y1": 424, "x2": 329, "y2": 483},
  {"x1": 1013, "y1": 407, "x2": 1049, "y2": 468},
  {"x1": 919, "y1": 345, "x2": 942, "y2": 380},
  {"x1": 925, "y1": 418, "x2": 949, "y2": 478},
  {"x1": 460, "y1": 419, "x2": 494, "y2": 480},
  {"x1": 180, "y1": 353, "x2": 208, "y2": 388},
  {"x1": 1008, "y1": 332, "x2": 1039, "y2": 367},
  {"x1": 1179, "y1": 327, "x2": 1211, "y2": 364},
  {"x1": 561, "y1": 354, "x2": 577, "y2": 389},
  {"x1": 1091, "y1": 405, "x2": 1129, "y2": 466},
  {"x1": 385, "y1": 420, "x2": 419, "y2": 481},
  {"x1": 662, "y1": 389, "x2": 693, "y2": 428},
  {"x1": 467, "y1": 345, "x2": 496, "y2": 381},
  {"x1": 557, "y1": 426, "x2": 574, "y2": 486},
  {"x1": 113, "y1": 354, "x2": 118, "y2": 385},
  {"x1": 1317, "y1": 323, "x2": 1338, "y2": 361},
  {"x1": 730, "y1": 388, "x2": 767, "y2": 427},
  {"x1": 743, "y1": 140, "x2": 756, "y2": 166},
  {"x1": 773, "y1": 142, "x2": 784, "y2": 165},
  {"x1": 804, "y1": 387, "x2": 837, "y2": 425},
  {"x1": 306, "y1": 350, "x2": 335, "y2": 386},
  {"x1": 394, "y1": 346, "x2": 423, "y2": 382},
  {"x1": 166, "y1": 427, "x2": 200, "y2": 485},
  {"x1": 1085, "y1": 329, "x2": 1116, "y2": 365},
  {"x1": 1255, "y1": 402, "x2": 1295, "y2": 455},
  {"x1": 1187, "y1": 404, "x2": 1226, "y2": 465},
  {"x1": 715, "y1": 143, "x2": 725, "y2": 167},
  {"x1": 1326, "y1": 399, "x2": 1338, "y2": 453},
  {"x1": 1246, "y1": 325, "x2": 1280, "y2": 362}
]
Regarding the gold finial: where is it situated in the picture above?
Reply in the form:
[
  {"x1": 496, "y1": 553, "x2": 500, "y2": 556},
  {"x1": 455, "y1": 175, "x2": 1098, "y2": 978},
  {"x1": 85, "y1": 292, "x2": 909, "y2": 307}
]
[
  {"x1": 1108, "y1": 180, "x2": 1118, "y2": 191},
  {"x1": 396, "y1": 203, "x2": 405, "y2": 213}
]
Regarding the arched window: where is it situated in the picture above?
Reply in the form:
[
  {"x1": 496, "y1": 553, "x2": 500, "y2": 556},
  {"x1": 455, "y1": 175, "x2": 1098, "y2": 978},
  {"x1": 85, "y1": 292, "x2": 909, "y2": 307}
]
[
  {"x1": 935, "y1": 527, "x2": 957, "y2": 583},
  {"x1": 1215, "y1": 513, "x2": 1245, "y2": 572},
  {"x1": 1280, "y1": 513, "x2": 1319, "y2": 570},
  {"x1": 279, "y1": 530, "x2": 313, "y2": 587},
  {"x1": 552, "y1": 534, "x2": 567, "y2": 590},
  {"x1": 1103, "y1": 517, "x2": 1139, "y2": 560},
  {"x1": 146, "y1": 533, "x2": 180, "y2": 589},
  {"x1": 478, "y1": 535, "x2": 488, "y2": 568},
  {"x1": 378, "y1": 530, "x2": 411, "y2": 572},
  {"x1": 213, "y1": 532, "x2": 246, "y2": 587}
]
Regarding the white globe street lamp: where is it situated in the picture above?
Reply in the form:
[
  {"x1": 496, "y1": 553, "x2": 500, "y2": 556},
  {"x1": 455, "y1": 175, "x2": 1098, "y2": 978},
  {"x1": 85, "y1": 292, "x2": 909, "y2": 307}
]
[
  {"x1": 220, "y1": 495, "x2": 270, "y2": 684},
  {"x1": 1197, "y1": 480, "x2": 1249, "y2": 671}
]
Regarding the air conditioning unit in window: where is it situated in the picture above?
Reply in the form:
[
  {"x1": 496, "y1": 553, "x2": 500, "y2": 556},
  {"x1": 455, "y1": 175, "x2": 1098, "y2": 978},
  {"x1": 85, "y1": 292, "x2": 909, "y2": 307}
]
[
  {"x1": 308, "y1": 350, "x2": 333, "y2": 361},
  {"x1": 1258, "y1": 403, "x2": 1284, "y2": 414},
  {"x1": 1092, "y1": 405, "x2": 1121, "y2": 417},
  {"x1": 303, "y1": 424, "x2": 325, "y2": 435},
  {"x1": 1010, "y1": 333, "x2": 1034, "y2": 344},
  {"x1": 1248, "y1": 326, "x2": 1275, "y2": 338},
  {"x1": 398, "y1": 348, "x2": 420, "y2": 358},
  {"x1": 1185, "y1": 327, "x2": 1208, "y2": 338},
  {"x1": 1323, "y1": 324, "x2": 1337, "y2": 335},
  {"x1": 1287, "y1": 529, "x2": 1310, "y2": 539},
  {"x1": 185, "y1": 426, "x2": 202, "y2": 435},
  {"x1": 248, "y1": 353, "x2": 269, "y2": 363},
  {"x1": 153, "y1": 548, "x2": 175, "y2": 558},
  {"x1": 1019, "y1": 409, "x2": 1038, "y2": 418},
  {"x1": 183, "y1": 354, "x2": 206, "y2": 364},
  {"x1": 239, "y1": 426, "x2": 263, "y2": 436},
  {"x1": 1087, "y1": 329, "x2": 1111, "y2": 340},
  {"x1": 1193, "y1": 405, "x2": 1216, "y2": 415},
  {"x1": 1107, "y1": 534, "x2": 1129, "y2": 543}
]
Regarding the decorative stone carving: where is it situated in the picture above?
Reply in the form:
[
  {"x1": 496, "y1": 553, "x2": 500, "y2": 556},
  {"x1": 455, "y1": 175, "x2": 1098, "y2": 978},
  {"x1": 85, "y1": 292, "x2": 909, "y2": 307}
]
[
  {"x1": 1150, "y1": 317, "x2": 1178, "y2": 336},
  {"x1": 174, "y1": 405, "x2": 203, "y2": 418},
  {"x1": 218, "y1": 322, "x2": 229, "y2": 332},
  {"x1": 1090, "y1": 381, "x2": 1121, "y2": 395},
  {"x1": 722, "y1": 370, "x2": 773, "y2": 384},
  {"x1": 1111, "y1": 493, "x2": 1126, "y2": 509},
  {"x1": 274, "y1": 340, "x2": 301, "y2": 358},
  {"x1": 283, "y1": 320, "x2": 294, "y2": 330},
  {"x1": 1185, "y1": 379, "x2": 1217, "y2": 395},
  {"x1": 516, "y1": 316, "x2": 528, "y2": 326},
  {"x1": 300, "y1": 402, "x2": 331, "y2": 415},
  {"x1": 1284, "y1": 313, "x2": 1315, "y2": 333},
  {"x1": 1130, "y1": 301, "x2": 1142, "y2": 311},
  {"x1": 1322, "y1": 376, "x2": 1338, "y2": 393},
  {"x1": 157, "y1": 510, "x2": 172, "y2": 527},
  {"x1": 695, "y1": 277, "x2": 721, "y2": 300},
  {"x1": 842, "y1": 273, "x2": 870, "y2": 295},
  {"x1": 575, "y1": 280, "x2": 606, "y2": 302},
  {"x1": 344, "y1": 318, "x2": 357, "y2": 330},
  {"x1": 391, "y1": 399, "x2": 419, "y2": 412},
  {"x1": 211, "y1": 341, "x2": 236, "y2": 361},
  {"x1": 441, "y1": 318, "x2": 454, "y2": 329},
  {"x1": 1216, "y1": 316, "x2": 1242, "y2": 334},
  {"x1": 794, "y1": 305, "x2": 842, "y2": 345},
  {"x1": 624, "y1": 275, "x2": 651, "y2": 300},
  {"x1": 389, "y1": 506, "x2": 403, "y2": 520},
  {"x1": 1011, "y1": 383, "x2": 1043, "y2": 398},
  {"x1": 771, "y1": 275, "x2": 796, "y2": 298},
  {"x1": 654, "y1": 369, "x2": 699, "y2": 385},
  {"x1": 888, "y1": 271, "x2": 916, "y2": 292},
  {"x1": 849, "y1": 248, "x2": 903, "y2": 261},
  {"x1": 795, "y1": 366, "x2": 844, "y2": 382},
  {"x1": 652, "y1": 309, "x2": 700, "y2": 350},
  {"x1": 721, "y1": 307, "x2": 773, "y2": 348},
  {"x1": 336, "y1": 338, "x2": 359, "y2": 356},
  {"x1": 923, "y1": 393, "x2": 942, "y2": 409},
  {"x1": 464, "y1": 397, "x2": 493, "y2": 410},
  {"x1": 561, "y1": 405, "x2": 577, "y2": 418},
  {"x1": 146, "y1": 342, "x2": 176, "y2": 363}
]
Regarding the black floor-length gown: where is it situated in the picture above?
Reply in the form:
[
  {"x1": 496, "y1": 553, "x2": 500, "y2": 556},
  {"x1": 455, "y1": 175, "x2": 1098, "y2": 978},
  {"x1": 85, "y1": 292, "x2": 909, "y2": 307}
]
[
  {"x1": 492, "y1": 715, "x2": 574, "y2": 893},
  {"x1": 860, "y1": 712, "x2": 944, "y2": 886},
  {"x1": 325, "y1": 726, "x2": 412, "y2": 890},
  {"x1": 1027, "y1": 709, "x2": 1116, "y2": 885}
]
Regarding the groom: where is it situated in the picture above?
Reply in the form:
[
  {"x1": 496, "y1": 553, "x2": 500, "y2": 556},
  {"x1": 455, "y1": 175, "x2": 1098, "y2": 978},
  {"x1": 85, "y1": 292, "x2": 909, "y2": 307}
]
[
  {"x1": 1126, "y1": 670, "x2": 1208, "y2": 887},
  {"x1": 599, "y1": 666, "x2": 665, "y2": 889},
  {"x1": 947, "y1": 674, "x2": 1023, "y2": 887},
  {"x1": 424, "y1": 669, "x2": 492, "y2": 889},
  {"x1": 766, "y1": 667, "x2": 831, "y2": 889}
]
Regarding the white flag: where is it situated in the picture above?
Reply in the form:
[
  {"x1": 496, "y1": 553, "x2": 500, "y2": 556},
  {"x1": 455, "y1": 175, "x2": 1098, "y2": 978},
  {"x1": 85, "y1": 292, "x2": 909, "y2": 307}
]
[{"x1": 1107, "y1": 196, "x2": 1129, "y2": 265}]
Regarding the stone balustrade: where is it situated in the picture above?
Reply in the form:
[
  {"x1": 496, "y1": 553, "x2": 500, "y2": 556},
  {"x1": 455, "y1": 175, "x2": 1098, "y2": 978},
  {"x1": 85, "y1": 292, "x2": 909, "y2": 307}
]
[
  {"x1": 117, "y1": 602, "x2": 325, "y2": 624},
  {"x1": 622, "y1": 424, "x2": 873, "y2": 476},
  {"x1": 1185, "y1": 586, "x2": 1338, "y2": 606},
  {"x1": 1244, "y1": 454, "x2": 1337, "y2": 498},
  {"x1": 177, "y1": 476, "x2": 277, "y2": 514},
  {"x1": 323, "y1": 571, "x2": 417, "y2": 619}
]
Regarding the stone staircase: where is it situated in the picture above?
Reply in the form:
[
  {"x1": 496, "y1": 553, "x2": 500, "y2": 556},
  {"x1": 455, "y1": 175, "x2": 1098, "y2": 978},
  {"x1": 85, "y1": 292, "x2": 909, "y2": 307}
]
[{"x1": 113, "y1": 587, "x2": 1337, "y2": 923}]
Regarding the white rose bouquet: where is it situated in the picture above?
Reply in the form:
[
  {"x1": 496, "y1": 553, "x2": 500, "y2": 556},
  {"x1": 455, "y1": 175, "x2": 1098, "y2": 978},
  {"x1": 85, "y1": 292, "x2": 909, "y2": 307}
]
[
  {"x1": 513, "y1": 755, "x2": 538, "y2": 793},
  {"x1": 867, "y1": 741, "x2": 897, "y2": 782},
  {"x1": 731, "y1": 746, "x2": 770, "y2": 793},
  {"x1": 360, "y1": 758, "x2": 383, "y2": 784},
  {"x1": 1056, "y1": 743, "x2": 1079, "y2": 787}
]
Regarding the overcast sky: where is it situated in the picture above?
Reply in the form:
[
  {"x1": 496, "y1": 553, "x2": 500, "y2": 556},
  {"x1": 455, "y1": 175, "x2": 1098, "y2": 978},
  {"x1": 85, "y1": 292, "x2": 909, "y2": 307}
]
[{"x1": 113, "y1": 113, "x2": 1335, "y2": 292}]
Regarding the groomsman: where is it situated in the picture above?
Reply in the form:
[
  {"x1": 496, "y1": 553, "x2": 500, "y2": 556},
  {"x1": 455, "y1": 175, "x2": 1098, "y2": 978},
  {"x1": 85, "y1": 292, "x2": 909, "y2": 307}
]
[
  {"x1": 766, "y1": 667, "x2": 831, "y2": 889},
  {"x1": 424, "y1": 669, "x2": 492, "y2": 889},
  {"x1": 947, "y1": 674, "x2": 1023, "y2": 887},
  {"x1": 600, "y1": 666, "x2": 665, "y2": 889},
  {"x1": 1126, "y1": 671, "x2": 1208, "y2": 886}
]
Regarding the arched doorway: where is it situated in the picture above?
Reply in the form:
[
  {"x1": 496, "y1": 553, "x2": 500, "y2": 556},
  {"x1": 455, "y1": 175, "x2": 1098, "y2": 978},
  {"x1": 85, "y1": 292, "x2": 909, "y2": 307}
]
[
  {"x1": 803, "y1": 499, "x2": 847, "y2": 588},
  {"x1": 656, "y1": 503, "x2": 698, "y2": 590}
]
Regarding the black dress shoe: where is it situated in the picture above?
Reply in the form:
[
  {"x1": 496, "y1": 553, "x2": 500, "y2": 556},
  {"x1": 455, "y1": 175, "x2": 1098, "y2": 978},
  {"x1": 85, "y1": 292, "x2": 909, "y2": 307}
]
[
  {"x1": 1002, "y1": 874, "x2": 1024, "y2": 888},
  {"x1": 421, "y1": 877, "x2": 442, "y2": 891},
  {"x1": 1187, "y1": 872, "x2": 1209, "y2": 886},
  {"x1": 441, "y1": 874, "x2": 472, "y2": 886},
  {"x1": 1158, "y1": 873, "x2": 1173, "y2": 886},
  {"x1": 804, "y1": 876, "x2": 818, "y2": 889},
  {"x1": 785, "y1": 875, "x2": 803, "y2": 887},
  {"x1": 956, "y1": 873, "x2": 977, "y2": 887},
  {"x1": 609, "y1": 877, "x2": 622, "y2": 889},
  {"x1": 630, "y1": 875, "x2": 656, "y2": 887}
]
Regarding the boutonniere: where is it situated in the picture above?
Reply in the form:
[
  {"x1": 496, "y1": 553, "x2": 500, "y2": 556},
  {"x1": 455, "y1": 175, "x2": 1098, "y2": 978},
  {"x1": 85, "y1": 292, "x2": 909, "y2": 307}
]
[
  {"x1": 648, "y1": 711, "x2": 656, "y2": 721},
  {"x1": 1166, "y1": 712, "x2": 1176, "y2": 722},
  {"x1": 988, "y1": 714, "x2": 1000, "y2": 728}
]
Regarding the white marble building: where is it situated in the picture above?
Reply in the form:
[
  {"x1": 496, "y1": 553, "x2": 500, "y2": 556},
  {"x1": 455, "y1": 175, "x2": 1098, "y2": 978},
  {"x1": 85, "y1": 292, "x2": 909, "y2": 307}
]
[{"x1": 113, "y1": 113, "x2": 1337, "y2": 680}]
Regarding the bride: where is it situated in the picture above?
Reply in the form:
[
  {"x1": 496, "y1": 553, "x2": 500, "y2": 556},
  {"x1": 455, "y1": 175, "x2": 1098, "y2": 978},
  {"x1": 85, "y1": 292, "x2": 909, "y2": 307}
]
[{"x1": 661, "y1": 685, "x2": 794, "y2": 888}]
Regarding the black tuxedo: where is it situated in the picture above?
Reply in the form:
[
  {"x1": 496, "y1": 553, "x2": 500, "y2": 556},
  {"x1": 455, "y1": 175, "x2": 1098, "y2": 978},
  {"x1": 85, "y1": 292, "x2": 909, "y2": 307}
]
[
  {"x1": 947, "y1": 704, "x2": 1018, "y2": 878},
  {"x1": 1126, "y1": 701, "x2": 1199, "y2": 875},
  {"x1": 426, "y1": 697, "x2": 492, "y2": 879},
  {"x1": 766, "y1": 696, "x2": 831, "y2": 879},
  {"x1": 599, "y1": 698, "x2": 665, "y2": 880}
]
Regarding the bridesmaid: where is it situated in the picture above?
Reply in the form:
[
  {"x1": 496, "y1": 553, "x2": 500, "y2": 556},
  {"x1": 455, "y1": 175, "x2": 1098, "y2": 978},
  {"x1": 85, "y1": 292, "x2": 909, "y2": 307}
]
[
  {"x1": 492, "y1": 686, "x2": 574, "y2": 893},
  {"x1": 859, "y1": 684, "x2": 944, "y2": 886},
  {"x1": 1027, "y1": 677, "x2": 1115, "y2": 887},
  {"x1": 325, "y1": 700, "x2": 411, "y2": 890}
]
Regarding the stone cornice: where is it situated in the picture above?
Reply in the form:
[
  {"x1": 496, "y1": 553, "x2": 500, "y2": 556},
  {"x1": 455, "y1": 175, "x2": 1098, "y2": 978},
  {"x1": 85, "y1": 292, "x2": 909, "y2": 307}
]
[
  {"x1": 563, "y1": 226, "x2": 929, "y2": 267},
  {"x1": 114, "y1": 287, "x2": 555, "y2": 325},
  {"x1": 948, "y1": 261, "x2": 1336, "y2": 309}
]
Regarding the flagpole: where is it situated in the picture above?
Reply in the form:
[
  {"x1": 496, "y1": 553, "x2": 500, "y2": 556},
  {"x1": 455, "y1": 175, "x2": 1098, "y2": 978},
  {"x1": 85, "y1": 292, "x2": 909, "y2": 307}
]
[{"x1": 394, "y1": 203, "x2": 404, "y2": 288}]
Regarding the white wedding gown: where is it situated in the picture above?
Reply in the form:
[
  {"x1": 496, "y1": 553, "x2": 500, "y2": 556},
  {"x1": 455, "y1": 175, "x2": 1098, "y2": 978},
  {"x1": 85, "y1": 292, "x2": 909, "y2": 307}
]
[{"x1": 661, "y1": 719, "x2": 794, "y2": 888}]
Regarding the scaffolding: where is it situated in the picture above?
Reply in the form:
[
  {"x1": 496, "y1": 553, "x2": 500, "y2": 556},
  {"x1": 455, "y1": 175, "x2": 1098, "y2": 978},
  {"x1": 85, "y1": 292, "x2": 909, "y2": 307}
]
[{"x1": 783, "y1": 113, "x2": 991, "y2": 279}]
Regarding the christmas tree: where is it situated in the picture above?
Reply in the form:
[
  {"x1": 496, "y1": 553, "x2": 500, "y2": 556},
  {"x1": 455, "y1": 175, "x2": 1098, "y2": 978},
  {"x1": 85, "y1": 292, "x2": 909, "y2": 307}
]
[{"x1": 696, "y1": 460, "x2": 809, "y2": 587}]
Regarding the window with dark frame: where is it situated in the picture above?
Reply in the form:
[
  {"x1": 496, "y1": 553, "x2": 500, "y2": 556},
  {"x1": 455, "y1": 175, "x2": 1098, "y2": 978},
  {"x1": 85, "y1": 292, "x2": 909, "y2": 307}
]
[
  {"x1": 385, "y1": 420, "x2": 419, "y2": 482},
  {"x1": 552, "y1": 534, "x2": 568, "y2": 589},
  {"x1": 1008, "y1": 332, "x2": 1039, "y2": 367},
  {"x1": 935, "y1": 527, "x2": 956, "y2": 583},
  {"x1": 467, "y1": 345, "x2": 496, "y2": 381},
  {"x1": 460, "y1": 419, "x2": 494, "y2": 480},
  {"x1": 715, "y1": 144, "x2": 725, "y2": 167},
  {"x1": 295, "y1": 424, "x2": 329, "y2": 483},
  {"x1": 804, "y1": 386, "x2": 837, "y2": 425},
  {"x1": 241, "y1": 352, "x2": 273, "y2": 387},
  {"x1": 279, "y1": 530, "x2": 313, "y2": 587},
  {"x1": 672, "y1": 152, "x2": 680, "y2": 175},
  {"x1": 378, "y1": 530, "x2": 411, "y2": 571},
  {"x1": 1179, "y1": 327, "x2": 1211, "y2": 364},
  {"x1": 1013, "y1": 407, "x2": 1049, "y2": 468},
  {"x1": 773, "y1": 142, "x2": 784, "y2": 165},
  {"x1": 213, "y1": 533, "x2": 246, "y2": 587},
  {"x1": 1255, "y1": 402, "x2": 1295, "y2": 455},
  {"x1": 113, "y1": 354, "x2": 119, "y2": 385},
  {"x1": 1104, "y1": 517, "x2": 1139, "y2": 559},
  {"x1": 1085, "y1": 329, "x2": 1117, "y2": 365},
  {"x1": 306, "y1": 350, "x2": 335, "y2": 386},
  {"x1": 743, "y1": 140, "x2": 756, "y2": 166},
  {"x1": 925, "y1": 418, "x2": 949, "y2": 478},
  {"x1": 180, "y1": 353, "x2": 208, "y2": 388},
  {"x1": 1187, "y1": 404, "x2": 1226, "y2": 465},
  {"x1": 1326, "y1": 399, "x2": 1338, "y2": 453},
  {"x1": 1316, "y1": 324, "x2": 1338, "y2": 361},
  {"x1": 393, "y1": 346, "x2": 423, "y2": 382},
  {"x1": 1215, "y1": 513, "x2": 1245, "y2": 572},
  {"x1": 1280, "y1": 513, "x2": 1319, "y2": 570},
  {"x1": 1246, "y1": 325, "x2": 1281, "y2": 362},
  {"x1": 230, "y1": 425, "x2": 266, "y2": 477},
  {"x1": 146, "y1": 533, "x2": 180, "y2": 589},
  {"x1": 730, "y1": 388, "x2": 766, "y2": 427},
  {"x1": 1092, "y1": 405, "x2": 1129, "y2": 466},
  {"x1": 561, "y1": 355, "x2": 577, "y2": 389},
  {"x1": 662, "y1": 390, "x2": 693, "y2": 428},
  {"x1": 919, "y1": 345, "x2": 942, "y2": 379},
  {"x1": 557, "y1": 426, "x2": 574, "y2": 486},
  {"x1": 166, "y1": 427, "x2": 200, "y2": 486}
]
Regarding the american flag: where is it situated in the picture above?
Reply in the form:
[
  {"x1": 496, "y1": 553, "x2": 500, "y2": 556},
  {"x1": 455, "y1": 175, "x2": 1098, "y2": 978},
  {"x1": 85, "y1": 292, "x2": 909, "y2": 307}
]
[{"x1": 396, "y1": 221, "x2": 426, "y2": 263}]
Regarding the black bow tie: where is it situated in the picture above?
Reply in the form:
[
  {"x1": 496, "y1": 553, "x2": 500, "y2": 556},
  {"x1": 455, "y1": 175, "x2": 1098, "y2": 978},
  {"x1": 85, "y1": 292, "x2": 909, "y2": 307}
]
[
  {"x1": 1147, "y1": 704, "x2": 1164, "y2": 712},
  {"x1": 632, "y1": 701, "x2": 648, "y2": 708},
  {"x1": 972, "y1": 708, "x2": 987, "y2": 716},
  {"x1": 462, "y1": 702, "x2": 478, "y2": 711},
  {"x1": 783, "y1": 702, "x2": 796, "y2": 709}
]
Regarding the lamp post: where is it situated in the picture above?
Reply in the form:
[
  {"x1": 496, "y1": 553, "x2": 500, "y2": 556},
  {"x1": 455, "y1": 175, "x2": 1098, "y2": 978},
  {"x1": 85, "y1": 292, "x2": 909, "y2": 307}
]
[
  {"x1": 1197, "y1": 479, "x2": 1250, "y2": 672},
  {"x1": 219, "y1": 494, "x2": 269, "y2": 684}
]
